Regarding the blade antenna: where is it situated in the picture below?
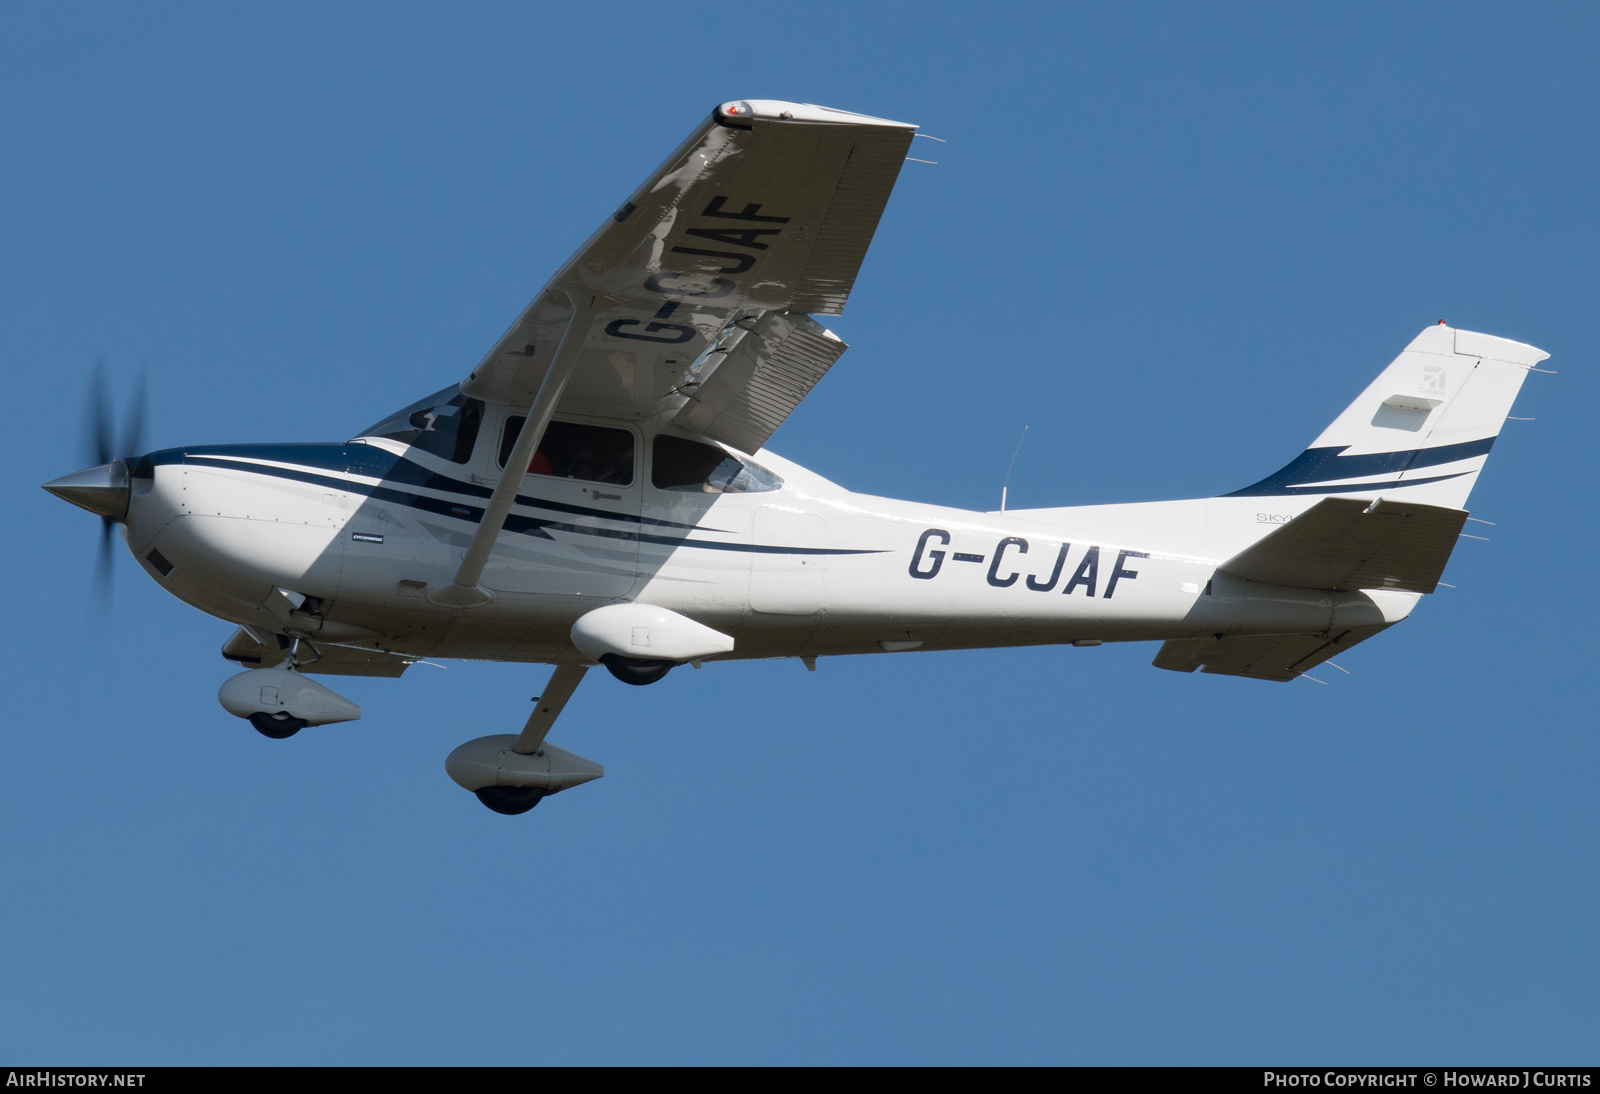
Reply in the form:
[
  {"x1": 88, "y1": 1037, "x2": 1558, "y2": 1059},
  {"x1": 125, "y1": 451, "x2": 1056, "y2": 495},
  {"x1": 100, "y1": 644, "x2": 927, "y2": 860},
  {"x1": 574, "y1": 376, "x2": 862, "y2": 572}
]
[{"x1": 1000, "y1": 425, "x2": 1029, "y2": 512}]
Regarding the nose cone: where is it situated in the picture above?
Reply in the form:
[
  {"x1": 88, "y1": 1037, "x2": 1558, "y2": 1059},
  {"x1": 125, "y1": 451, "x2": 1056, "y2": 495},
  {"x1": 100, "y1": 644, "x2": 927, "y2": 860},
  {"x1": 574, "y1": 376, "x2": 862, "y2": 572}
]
[{"x1": 43, "y1": 461, "x2": 131, "y2": 522}]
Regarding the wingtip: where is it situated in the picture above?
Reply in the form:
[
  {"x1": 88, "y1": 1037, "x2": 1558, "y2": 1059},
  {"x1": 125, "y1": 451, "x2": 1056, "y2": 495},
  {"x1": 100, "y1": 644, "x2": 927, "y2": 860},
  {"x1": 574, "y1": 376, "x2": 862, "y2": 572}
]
[{"x1": 727, "y1": 100, "x2": 917, "y2": 130}]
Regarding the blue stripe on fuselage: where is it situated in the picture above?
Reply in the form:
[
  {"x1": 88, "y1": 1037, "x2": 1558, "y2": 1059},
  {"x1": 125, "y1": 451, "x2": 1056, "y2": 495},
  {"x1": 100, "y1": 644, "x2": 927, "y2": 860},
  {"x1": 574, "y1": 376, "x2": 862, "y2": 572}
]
[
  {"x1": 174, "y1": 442, "x2": 701, "y2": 528},
  {"x1": 163, "y1": 443, "x2": 874, "y2": 556}
]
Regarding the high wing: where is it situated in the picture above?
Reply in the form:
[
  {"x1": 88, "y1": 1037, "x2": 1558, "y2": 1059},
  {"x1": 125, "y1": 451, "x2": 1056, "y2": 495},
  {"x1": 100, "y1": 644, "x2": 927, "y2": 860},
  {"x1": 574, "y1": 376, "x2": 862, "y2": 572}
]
[{"x1": 460, "y1": 99, "x2": 916, "y2": 454}]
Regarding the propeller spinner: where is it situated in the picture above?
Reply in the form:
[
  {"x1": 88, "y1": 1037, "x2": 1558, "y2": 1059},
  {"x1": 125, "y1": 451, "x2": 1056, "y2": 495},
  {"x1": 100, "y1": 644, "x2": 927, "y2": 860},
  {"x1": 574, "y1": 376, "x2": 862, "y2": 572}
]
[{"x1": 42, "y1": 357, "x2": 148, "y2": 600}]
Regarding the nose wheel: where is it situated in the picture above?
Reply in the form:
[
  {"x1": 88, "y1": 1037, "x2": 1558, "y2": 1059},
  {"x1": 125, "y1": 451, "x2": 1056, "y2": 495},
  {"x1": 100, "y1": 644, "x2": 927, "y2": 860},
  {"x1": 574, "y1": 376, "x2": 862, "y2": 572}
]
[
  {"x1": 249, "y1": 711, "x2": 306, "y2": 739},
  {"x1": 227, "y1": 637, "x2": 352, "y2": 740}
]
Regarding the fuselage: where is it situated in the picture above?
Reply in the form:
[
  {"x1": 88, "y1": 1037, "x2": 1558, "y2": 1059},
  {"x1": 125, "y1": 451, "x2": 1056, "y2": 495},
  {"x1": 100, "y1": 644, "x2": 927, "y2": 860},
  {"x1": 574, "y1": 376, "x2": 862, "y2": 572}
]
[{"x1": 117, "y1": 400, "x2": 1415, "y2": 666}]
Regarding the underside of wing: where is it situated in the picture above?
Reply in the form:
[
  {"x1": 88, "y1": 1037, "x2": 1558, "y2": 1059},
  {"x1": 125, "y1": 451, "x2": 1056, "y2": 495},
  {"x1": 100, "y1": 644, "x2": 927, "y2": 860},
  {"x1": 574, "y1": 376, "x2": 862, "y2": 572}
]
[
  {"x1": 461, "y1": 100, "x2": 916, "y2": 451},
  {"x1": 1152, "y1": 624, "x2": 1393, "y2": 682}
]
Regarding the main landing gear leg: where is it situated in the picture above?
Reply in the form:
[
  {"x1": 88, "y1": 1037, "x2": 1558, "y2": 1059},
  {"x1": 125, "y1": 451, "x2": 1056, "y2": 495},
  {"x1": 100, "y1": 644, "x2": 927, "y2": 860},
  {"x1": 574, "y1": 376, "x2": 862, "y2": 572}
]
[
  {"x1": 515, "y1": 664, "x2": 588, "y2": 756},
  {"x1": 445, "y1": 665, "x2": 604, "y2": 816},
  {"x1": 477, "y1": 665, "x2": 588, "y2": 815}
]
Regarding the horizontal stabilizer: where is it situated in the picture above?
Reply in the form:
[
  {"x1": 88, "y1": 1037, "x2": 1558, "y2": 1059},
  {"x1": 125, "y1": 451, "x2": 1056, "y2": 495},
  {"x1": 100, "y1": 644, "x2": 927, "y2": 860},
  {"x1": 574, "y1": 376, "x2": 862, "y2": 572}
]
[
  {"x1": 1220, "y1": 497, "x2": 1468, "y2": 593},
  {"x1": 221, "y1": 627, "x2": 416, "y2": 678},
  {"x1": 1153, "y1": 624, "x2": 1392, "y2": 682}
]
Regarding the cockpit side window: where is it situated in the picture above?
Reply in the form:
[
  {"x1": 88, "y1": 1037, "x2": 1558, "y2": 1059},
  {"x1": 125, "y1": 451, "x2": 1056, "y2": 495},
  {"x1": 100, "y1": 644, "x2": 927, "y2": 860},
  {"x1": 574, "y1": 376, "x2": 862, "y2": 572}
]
[
  {"x1": 360, "y1": 387, "x2": 484, "y2": 465},
  {"x1": 651, "y1": 435, "x2": 782, "y2": 494},
  {"x1": 499, "y1": 417, "x2": 635, "y2": 486}
]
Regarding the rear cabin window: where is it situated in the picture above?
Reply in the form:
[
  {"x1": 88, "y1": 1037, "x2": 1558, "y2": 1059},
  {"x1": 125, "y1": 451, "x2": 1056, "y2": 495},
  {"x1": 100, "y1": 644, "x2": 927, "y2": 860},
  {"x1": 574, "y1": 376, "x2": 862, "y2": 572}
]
[
  {"x1": 360, "y1": 388, "x2": 484, "y2": 464},
  {"x1": 651, "y1": 435, "x2": 782, "y2": 494},
  {"x1": 499, "y1": 418, "x2": 634, "y2": 486}
]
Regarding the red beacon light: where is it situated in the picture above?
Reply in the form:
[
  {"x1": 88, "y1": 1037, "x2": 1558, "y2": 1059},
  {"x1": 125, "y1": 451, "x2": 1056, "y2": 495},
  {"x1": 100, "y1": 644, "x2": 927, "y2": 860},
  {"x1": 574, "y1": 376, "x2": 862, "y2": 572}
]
[{"x1": 719, "y1": 101, "x2": 754, "y2": 119}]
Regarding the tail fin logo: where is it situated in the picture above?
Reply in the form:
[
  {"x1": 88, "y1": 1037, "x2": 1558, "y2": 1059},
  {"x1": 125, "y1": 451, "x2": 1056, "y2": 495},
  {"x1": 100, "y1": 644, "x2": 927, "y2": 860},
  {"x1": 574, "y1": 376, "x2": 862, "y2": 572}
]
[{"x1": 1421, "y1": 365, "x2": 1448, "y2": 396}]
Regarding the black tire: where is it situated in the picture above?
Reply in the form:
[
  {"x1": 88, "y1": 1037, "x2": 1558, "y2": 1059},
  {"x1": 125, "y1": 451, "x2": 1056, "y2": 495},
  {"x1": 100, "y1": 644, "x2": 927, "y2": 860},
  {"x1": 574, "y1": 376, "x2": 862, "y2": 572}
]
[
  {"x1": 249, "y1": 711, "x2": 306, "y2": 739},
  {"x1": 474, "y1": 786, "x2": 546, "y2": 815},
  {"x1": 600, "y1": 653, "x2": 675, "y2": 686}
]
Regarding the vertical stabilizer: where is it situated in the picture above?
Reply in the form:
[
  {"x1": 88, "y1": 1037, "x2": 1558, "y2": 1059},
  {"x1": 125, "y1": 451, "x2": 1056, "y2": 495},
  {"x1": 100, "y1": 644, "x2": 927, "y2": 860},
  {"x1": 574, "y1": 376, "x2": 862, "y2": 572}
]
[{"x1": 1225, "y1": 324, "x2": 1548, "y2": 509}]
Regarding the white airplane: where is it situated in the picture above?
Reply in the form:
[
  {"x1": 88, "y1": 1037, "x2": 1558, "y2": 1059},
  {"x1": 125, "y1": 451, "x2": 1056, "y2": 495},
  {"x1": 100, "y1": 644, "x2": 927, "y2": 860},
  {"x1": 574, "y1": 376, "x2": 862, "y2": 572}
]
[{"x1": 45, "y1": 100, "x2": 1549, "y2": 815}]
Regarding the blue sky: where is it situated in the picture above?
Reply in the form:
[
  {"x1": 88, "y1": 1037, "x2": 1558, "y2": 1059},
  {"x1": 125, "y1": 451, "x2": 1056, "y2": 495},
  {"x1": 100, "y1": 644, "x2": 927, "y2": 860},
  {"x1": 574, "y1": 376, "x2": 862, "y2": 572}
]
[{"x1": 3, "y1": 2, "x2": 1597, "y2": 1064}]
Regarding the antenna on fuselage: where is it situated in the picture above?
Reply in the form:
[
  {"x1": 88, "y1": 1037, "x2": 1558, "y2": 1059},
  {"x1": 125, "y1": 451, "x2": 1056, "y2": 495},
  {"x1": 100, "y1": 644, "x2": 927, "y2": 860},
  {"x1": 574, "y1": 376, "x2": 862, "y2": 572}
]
[{"x1": 1000, "y1": 425, "x2": 1029, "y2": 512}]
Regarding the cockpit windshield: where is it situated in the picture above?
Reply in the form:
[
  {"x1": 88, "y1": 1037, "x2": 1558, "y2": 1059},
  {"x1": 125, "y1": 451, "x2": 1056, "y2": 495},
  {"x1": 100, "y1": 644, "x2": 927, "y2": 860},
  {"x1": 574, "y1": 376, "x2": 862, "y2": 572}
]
[{"x1": 358, "y1": 387, "x2": 484, "y2": 464}]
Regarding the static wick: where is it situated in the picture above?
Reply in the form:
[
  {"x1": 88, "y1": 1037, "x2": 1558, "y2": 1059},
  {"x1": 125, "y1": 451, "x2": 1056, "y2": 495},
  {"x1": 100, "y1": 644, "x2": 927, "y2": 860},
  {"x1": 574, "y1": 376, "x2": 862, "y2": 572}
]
[
  {"x1": 914, "y1": 133, "x2": 949, "y2": 143},
  {"x1": 1000, "y1": 425, "x2": 1029, "y2": 512},
  {"x1": 905, "y1": 157, "x2": 939, "y2": 164},
  {"x1": 1299, "y1": 673, "x2": 1329, "y2": 685},
  {"x1": 1325, "y1": 661, "x2": 1351, "y2": 675}
]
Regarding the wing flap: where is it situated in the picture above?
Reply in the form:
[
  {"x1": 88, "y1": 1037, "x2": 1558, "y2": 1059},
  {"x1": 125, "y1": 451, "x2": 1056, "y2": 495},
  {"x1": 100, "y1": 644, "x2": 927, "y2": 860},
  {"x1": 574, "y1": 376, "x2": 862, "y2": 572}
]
[
  {"x1": 671, "y1": 312, "x2": 848, "y2": 454},
  {"x1": 1219, "y1": 497, "x2": 1468, "y2": 593},
  {"x1": 1152, "y1": 624, "x2": 1392, "y2": 682}
]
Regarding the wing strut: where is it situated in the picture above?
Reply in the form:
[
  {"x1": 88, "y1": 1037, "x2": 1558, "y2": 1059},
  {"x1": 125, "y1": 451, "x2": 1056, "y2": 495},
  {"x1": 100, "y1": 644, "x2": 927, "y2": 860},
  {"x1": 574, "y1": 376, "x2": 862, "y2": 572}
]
[
  {"x1": 428, "y1": 293, "x2": 601, "y2": 608},
  {"x1": 514, "y1": 664, "x2": 588, "y2": 755}
]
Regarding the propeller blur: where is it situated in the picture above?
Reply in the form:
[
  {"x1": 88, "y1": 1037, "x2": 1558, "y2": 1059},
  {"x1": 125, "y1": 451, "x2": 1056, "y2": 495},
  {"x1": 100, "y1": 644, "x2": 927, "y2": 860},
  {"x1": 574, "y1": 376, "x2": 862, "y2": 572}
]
[{"x1": 49, "y1": 358, "x2": 147, "y2": 607}]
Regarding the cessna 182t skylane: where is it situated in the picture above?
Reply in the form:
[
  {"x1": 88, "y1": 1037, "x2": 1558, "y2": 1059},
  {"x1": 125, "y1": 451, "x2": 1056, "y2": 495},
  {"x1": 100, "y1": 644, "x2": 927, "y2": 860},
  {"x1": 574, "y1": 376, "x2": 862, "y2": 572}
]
[{"x1": 44, "y1": 100, "x2": 1549, "y2": 815}]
